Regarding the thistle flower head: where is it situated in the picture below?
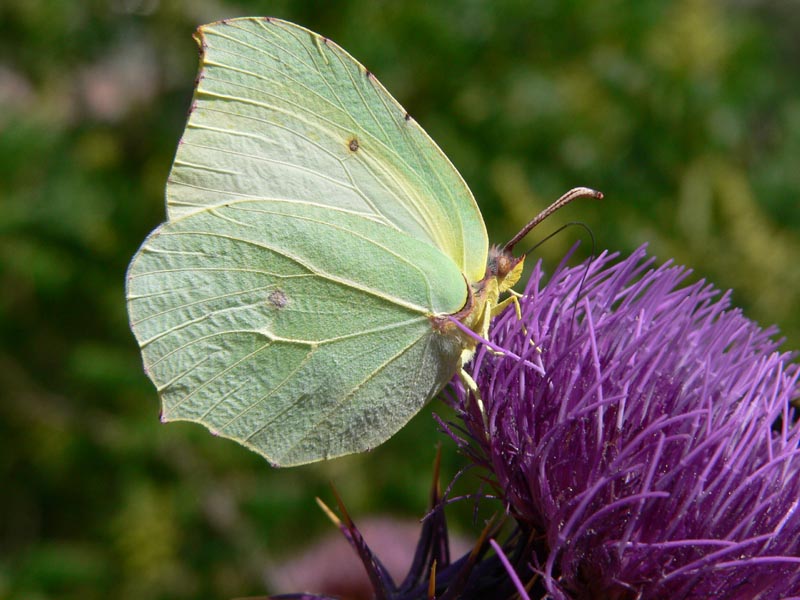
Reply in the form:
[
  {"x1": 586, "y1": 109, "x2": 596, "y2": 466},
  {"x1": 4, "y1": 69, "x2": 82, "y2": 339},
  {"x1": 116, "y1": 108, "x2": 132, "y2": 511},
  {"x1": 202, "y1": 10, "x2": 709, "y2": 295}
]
[{"x1": 454, "y1": 246, "x2": 800, "y2": 599}]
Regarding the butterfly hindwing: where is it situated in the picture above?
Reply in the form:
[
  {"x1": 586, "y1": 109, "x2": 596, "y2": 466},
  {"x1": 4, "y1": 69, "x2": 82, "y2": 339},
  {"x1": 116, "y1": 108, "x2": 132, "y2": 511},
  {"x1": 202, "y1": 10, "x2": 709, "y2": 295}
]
[{"x1": 127, "y1": 200, "x2": 466, "y2": 465}]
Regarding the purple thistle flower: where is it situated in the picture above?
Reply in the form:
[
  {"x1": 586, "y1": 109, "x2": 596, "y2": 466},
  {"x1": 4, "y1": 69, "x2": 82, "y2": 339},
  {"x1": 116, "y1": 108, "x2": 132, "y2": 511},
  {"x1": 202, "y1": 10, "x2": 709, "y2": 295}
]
[{"x1": 453, "y1": 245, "x2": 800, "y2": 599}]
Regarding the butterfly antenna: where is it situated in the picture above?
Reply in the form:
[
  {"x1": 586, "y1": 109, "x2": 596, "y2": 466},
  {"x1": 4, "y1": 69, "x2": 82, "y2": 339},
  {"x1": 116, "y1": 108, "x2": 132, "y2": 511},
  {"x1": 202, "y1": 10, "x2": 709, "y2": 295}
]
[
  {"x1": 504, "y1": 187, "x2": 603, "y2": 253},
  {"x1": 568, "y1": 227, "x2": 597, "y2": 341},
  {"x1": 519, "y1": 221, "x2": 596, "y2": 336},
  {"x1": 521, "y1": 221, "x2": 594, "y2": 259}
]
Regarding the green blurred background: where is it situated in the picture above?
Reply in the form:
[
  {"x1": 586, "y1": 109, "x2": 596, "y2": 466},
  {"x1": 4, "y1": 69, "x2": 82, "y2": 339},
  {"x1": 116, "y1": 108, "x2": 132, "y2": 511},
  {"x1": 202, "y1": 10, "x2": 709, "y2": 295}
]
[{"x1": 2, "y1": 1, "x2": 799, "y2": 598}]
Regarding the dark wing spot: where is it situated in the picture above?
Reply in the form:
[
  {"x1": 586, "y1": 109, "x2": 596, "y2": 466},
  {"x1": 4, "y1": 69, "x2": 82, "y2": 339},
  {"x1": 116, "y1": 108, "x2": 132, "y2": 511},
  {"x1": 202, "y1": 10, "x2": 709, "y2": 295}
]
[
  {"x1": 348, "y1": 137, "x2": 360, "y2": 152},
  {"x1": 268, "y1": 290, "x2": 288, "y2": 309},
  {"x1": 404, "y1": 112, "x2": 411, "y2": 121}
]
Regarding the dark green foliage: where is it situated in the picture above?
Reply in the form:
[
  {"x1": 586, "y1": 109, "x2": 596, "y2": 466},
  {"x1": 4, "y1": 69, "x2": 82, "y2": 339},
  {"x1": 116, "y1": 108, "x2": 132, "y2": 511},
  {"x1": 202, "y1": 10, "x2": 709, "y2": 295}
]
[{"x1": 1, "y1": 1, "x2": 798, "y2": 598}]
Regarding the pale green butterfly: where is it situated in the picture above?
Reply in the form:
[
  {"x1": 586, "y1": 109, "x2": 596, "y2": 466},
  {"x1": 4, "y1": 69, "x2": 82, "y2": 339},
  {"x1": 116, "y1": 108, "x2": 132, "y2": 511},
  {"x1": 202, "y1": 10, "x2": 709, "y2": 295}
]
[{"x1": 126, "y1": 17, "x2": 601, "y2": 466}]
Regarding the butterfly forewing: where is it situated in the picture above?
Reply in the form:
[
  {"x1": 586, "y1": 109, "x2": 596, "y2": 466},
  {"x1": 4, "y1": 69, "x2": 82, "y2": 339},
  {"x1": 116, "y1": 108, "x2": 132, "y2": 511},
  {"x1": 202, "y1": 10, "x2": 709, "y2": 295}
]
[{"x1": 168, "y1": 17, "x2": 487, "y2": 281}]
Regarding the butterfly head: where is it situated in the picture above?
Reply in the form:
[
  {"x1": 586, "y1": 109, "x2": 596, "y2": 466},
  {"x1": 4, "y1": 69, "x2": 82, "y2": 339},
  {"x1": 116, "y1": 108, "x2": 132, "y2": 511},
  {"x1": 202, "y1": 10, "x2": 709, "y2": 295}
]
[{"x1": 486, "y1": 245, "x2": 524, "y2": 294}]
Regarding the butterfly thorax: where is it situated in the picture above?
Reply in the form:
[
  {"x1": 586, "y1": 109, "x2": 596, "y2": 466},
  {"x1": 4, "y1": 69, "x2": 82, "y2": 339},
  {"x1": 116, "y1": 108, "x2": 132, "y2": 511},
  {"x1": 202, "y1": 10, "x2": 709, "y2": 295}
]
[
  {"x1": 438, "y1": 245, "x2": 524, "y2": 366},
  {"x1": 471, "y1": 245, "x2": 524, "y2": 334}
]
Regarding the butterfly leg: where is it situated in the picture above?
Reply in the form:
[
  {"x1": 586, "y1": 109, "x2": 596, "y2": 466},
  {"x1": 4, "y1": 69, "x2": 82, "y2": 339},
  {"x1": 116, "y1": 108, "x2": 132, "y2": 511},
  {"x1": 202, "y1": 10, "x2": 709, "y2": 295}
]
[
  {"x1": 487, "y1": 293, "x2": 543, "y2": 357},
  {"x1": 491, "y1": 292, "x2": 530, "y2": 337},
  {"x1": 458, "y1": 367, "x2": 489, "y2": 434},
  {"x1": 491, "y1": 293, "x2": 521, "y2": 318}
]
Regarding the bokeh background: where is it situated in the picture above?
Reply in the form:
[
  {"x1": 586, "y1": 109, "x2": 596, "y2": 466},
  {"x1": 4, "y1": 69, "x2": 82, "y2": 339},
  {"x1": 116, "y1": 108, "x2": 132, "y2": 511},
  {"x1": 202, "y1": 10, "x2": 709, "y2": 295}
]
[{"x1": 2, "y1": 1, "x2": 799, "y2": 598}]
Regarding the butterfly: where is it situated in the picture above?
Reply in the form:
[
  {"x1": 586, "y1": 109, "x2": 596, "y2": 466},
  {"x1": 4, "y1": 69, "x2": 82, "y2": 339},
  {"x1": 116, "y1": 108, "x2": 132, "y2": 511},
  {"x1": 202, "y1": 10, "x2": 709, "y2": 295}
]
[{"x1": 126, "y1": 17, "x2": 601, "y2": 466}]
